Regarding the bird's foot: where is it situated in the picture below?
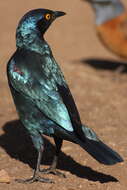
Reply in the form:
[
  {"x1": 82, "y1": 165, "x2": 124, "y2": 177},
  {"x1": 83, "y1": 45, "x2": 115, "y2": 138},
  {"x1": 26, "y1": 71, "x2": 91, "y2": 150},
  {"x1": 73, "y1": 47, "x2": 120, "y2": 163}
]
[
  {"x1": 40, "y1": 168, "x2": 66, "y2": 178},
  {"x1": 15, "y1": 175, "x2": 54, "y2": 184},
  {"x1": 115, "y1": 65, "x2": 126, "y2": 73}
]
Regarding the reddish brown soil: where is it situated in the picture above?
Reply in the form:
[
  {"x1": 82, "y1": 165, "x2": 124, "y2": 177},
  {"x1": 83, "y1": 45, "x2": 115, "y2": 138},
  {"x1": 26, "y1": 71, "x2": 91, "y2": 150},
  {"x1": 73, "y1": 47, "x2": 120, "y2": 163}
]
[{"x1": 0, "y1": 0, "x2": 127, "y2": 189}]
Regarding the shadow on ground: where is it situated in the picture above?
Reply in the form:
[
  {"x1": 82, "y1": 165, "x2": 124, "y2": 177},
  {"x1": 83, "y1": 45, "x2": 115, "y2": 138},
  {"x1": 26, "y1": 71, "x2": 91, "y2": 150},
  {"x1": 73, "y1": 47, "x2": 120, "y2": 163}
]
[
  {"x1": 80, "y1": 58, "x2": 127, "y2": 72},
  {"x1": 0, "y1": 120, "x2": 118, "y2": 183}
]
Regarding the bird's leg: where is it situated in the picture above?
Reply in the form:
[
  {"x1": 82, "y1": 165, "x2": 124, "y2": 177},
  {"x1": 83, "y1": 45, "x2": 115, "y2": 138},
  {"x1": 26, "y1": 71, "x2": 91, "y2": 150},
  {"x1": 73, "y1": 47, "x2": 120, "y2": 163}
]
[
  {"x1": 114, "y1": 64, "x2": 126, "y2": 74},
  {"x1": 16, "y1": 145, "x2": 53, "y2": 183},
  {"x1": 40, "y1": 137, "x2": 66, "y2": 178}
]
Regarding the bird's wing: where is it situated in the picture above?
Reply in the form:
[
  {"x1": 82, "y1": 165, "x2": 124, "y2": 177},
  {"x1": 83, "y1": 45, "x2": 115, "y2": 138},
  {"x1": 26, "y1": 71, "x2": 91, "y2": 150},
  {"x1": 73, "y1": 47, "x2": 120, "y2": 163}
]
[{"x1": 7, "y1": 50, "x2": 83, "y2": 134}]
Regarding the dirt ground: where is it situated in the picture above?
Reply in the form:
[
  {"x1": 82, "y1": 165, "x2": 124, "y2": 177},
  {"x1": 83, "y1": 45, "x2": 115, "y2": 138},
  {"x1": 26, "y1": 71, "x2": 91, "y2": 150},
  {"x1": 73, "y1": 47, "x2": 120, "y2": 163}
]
[{"x1": 0, "y1": 0, "x2": 127, "y2": 189}]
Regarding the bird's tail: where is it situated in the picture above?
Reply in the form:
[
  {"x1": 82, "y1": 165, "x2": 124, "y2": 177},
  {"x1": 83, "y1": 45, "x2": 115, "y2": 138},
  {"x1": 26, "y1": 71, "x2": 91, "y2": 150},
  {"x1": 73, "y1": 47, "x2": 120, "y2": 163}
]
[{"x1": 77, "y1": 125, "x2": 123, "y2": 165}]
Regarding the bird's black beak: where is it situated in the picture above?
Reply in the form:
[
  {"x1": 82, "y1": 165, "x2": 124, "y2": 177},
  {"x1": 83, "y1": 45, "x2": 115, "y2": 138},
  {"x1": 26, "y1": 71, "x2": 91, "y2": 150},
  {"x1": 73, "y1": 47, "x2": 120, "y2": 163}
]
[{"x1": 54, "y1": 11, "x2": 66, "y2": 18}]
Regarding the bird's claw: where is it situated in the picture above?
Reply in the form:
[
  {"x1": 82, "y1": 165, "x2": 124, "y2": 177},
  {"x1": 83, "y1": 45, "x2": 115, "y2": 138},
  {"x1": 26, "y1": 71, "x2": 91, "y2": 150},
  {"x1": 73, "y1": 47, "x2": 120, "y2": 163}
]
[
  {"x1": 15, "y1": 175, "x2": 54, "y2": 184},
  {"x1": 40, "y1": 168, "x2": 66, "y2": 178}
]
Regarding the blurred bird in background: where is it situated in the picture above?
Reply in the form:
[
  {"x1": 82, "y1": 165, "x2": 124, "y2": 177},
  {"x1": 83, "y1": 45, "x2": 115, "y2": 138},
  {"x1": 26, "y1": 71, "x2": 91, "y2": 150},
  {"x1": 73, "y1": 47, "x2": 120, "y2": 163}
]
[
  {"x1": 7, "y1": 8, "x2": 123, "y2": 184},
  {"x1": 84, "y1": 0, "x2": 127, "y2": 68}
]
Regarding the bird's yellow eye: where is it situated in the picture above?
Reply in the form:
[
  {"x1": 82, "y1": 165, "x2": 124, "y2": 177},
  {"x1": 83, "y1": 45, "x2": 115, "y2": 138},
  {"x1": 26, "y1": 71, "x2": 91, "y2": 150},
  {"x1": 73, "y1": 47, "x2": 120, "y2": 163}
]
[{"x1": 45, "y1": 13, "x2": 51, "y2": 20}]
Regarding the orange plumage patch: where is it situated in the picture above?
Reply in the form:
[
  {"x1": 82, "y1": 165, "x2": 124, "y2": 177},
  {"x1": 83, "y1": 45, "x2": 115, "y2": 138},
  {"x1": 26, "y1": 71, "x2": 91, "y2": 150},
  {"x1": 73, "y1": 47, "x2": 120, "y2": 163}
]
[{"x1": 96, "y1": 12, "x2": 127, "y2": 58}]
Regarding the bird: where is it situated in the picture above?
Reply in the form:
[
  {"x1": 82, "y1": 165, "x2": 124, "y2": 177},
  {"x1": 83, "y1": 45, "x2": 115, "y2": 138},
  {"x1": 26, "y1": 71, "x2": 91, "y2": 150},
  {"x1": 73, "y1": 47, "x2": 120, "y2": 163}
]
[
  {"x1": 84, "y1": 0, "x2": 127, "y2": 61},
  {"x1": 7, "y1": 8, "x2": 123, "y2": 184}
]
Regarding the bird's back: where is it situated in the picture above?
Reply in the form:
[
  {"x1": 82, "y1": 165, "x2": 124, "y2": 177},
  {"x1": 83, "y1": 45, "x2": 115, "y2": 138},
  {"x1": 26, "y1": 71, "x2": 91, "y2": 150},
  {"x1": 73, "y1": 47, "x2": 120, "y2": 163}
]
[
  {"x1": 7, "y1": 48, "x2": 87, "y2": 141},
  {"x1": 96, "y1": 12, "x2": 127, "y2": 58}
]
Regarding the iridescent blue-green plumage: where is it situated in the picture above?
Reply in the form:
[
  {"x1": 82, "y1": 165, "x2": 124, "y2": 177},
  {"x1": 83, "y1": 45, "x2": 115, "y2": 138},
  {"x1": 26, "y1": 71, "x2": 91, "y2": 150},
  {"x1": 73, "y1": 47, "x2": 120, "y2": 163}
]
[{"x1": 7, "y1": 8, "x2": 123, "y2": 183}]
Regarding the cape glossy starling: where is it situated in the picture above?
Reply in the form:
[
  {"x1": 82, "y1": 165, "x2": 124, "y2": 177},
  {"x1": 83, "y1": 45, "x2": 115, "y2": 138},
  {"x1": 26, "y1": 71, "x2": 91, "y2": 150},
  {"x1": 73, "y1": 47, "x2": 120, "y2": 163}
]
[{"x1": 7, "y1": 8, "x2": 123, "y2": 183}]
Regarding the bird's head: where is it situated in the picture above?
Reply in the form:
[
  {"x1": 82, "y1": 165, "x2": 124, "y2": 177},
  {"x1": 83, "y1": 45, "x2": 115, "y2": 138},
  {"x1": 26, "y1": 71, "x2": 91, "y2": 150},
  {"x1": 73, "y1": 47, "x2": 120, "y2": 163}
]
[
  {"x1": 16, "y1": 9, "x2": 66, "y2": 47},
  {"x1": 84, "y1": 0, "x2": 124, "y2": 25}
]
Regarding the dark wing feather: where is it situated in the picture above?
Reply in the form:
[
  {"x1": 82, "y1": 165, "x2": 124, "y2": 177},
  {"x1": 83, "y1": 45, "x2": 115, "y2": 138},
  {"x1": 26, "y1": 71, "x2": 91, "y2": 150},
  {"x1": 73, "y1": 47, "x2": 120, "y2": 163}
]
[{"x1": 57, "y1": 84, "x2": 86, "y2": 141}]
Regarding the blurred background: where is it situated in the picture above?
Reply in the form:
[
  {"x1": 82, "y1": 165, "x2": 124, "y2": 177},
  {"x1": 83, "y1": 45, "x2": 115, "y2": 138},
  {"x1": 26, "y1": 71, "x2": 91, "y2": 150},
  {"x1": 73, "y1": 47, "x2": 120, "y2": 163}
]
[{"x1": 0, "y1": 0, "x2": 127, "y2": 189}]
